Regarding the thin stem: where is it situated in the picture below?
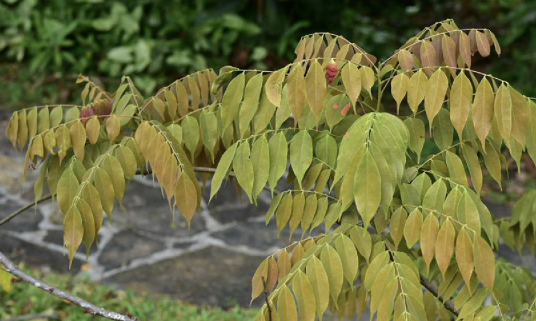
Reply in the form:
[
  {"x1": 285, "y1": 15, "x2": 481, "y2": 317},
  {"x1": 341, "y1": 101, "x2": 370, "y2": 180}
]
[
  {"x1": 0, "y1": 195, "x2": 52, "y2": 227},
  {"x1": 0, "y1": 252, "x2": 136, "y2": 321}
]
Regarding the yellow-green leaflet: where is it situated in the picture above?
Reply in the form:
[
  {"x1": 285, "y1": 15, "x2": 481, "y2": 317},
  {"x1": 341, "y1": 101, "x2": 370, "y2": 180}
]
[
  {"x1": 175, "y1": 172, "x2": 197, "y2": 229},
  {"x1": 276, "y1": 193, "x2": 293, "y2": 237},
  {"x1": 435, "y1": 219, "x2": 456, "y2": 275},
  {"x1": 265, "y1": 67, "x2": 287, "y2": 107},
  {"x1": 334, "y1": 234, "x2": 359, "y2": 283},
  {"x1": 461, "y1": 144, "x2": 483, "y2": 195},
  {"x1": 287, "y1": 64, "x2": 306, "y2": 123},
  {"x1": 210, "y1": 143, "x2": 238, "y2": 201},
  {"x1": 455, "y1": 227, "x2": 474, "y2": 290},
  {"x1": 221, "y1": 72, "x2": 245, "y2": 130},
  {"x1": 306, "y1": 256, "x2": 330, "y2": 320},
  {"x1": 353, "y1": 151, "x2": 381, "y2": 226},
  {"x1": 77, "y1": 199, "x2": 95, "y2": 258},
  {"x1": 239, "y1": 73, "x2": 263, "y2": 138},
  {"x1": 320, "y1": 245, "x2": 344, "y2": 303},
  {"x1": 473, "y1": 235, "x2": 495, "y2": 289},
  {"x1": 103, "y1": 156, "x2": 126, "y2": 207},
  {"x1": 494, "y1": 83, "x2": 512, "y2": 143},
  {"x1": 37, "y1": 106, "x2": 50, "y2": 134},
  {"x1": 176, "y1": 81, "x2": 189, "y2": 116},
  {"x1": 404, "y1": 208, "x2": 423, "y2": 248},
  {"x1": 105, "y1": 114, "x2": 120, "y2": 143},
  {"x1": 424, "y1": 69, "x2": 448, "y2": 125},
  {"x1": 187, "y1": 75, "x2": 200, "y2": 110},
  {"x1": 449, "y1": 71, "x2": 473, "y2": 140},
  {"x1": 445, "y1": 151, "x2": 468, "y2": 186},
  {"x1": 94, "y1": 167, "x2": 115, "y2": 219},
  {"x1": 391, "y1": 73, "x2": 409, "y2": 113},
  {"x1": 404, "y1": 118, "x2": 425, "y2": 162},
  {"x1": 277, "y1": 286, "x2": 297, "y2": 321},
  {"x1": 398, "y1": 49, "x2": 414, "y2": 72},
  {"x1": 442, "y1": 35, "x2": 457, "y2": 74},
  {"x1": 407, "y1": 69, "x2": 428, "y2": 114},
  {"x1": 341, "y1": 62, "x2": 361, "y2": 111},
  {"x1": 305, "y1": 59, "x2": 326, "y2": 118},
  {"x1": 70, "y1": 120, "x2": 86, "y2": 161},
  {"x1": 233, "y1": 142, "x2": 255, "y2": 202},
  {"x1": 473, "y1": 78, "x2": 495, "y2": 149},
  {"x1": 390, "y1": 207, "x2": 407, "y2": 250},
  {"x1": 291, "y1": 270, "x2": 316, "y2": 321},
  {"x1": 63, "y1": 206, "x2": 84, "y2": 269},
  {"x1": 57, "y1": 168, "x2": 79, "y2": 215},
  {"x1": 290, "y1": 130, "x2": 313, "y2": 189},
  {"x1": 250, "y1": 258, "x2": 268, "y2": 303},
  {"x1": 420, "y1": 213, "x2": 439, "y2": 273},
  {"x1": 181, "y1": 116, "x2": 200, "y2": 162},
  {"x1": 420, "y1": 41, "x2": 436, "y2": 75},
  {"x1": 199, "y1": 110, "x2": 218, "y2": 162},
  {"x1": 251, "y1": 136, "x2": 270, "y2": 200},
  {"x1": 86, "y1": 116, "x2": 100, "y2": 144}
]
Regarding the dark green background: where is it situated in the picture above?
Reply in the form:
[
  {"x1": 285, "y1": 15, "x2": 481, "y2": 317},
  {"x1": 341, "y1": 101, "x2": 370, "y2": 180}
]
[{"x1": 1, "y1": 0, "x2": 535, "y2": 109}]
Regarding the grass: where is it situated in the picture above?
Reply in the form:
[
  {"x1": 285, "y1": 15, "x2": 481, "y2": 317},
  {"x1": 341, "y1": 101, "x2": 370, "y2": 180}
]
[{"x1": 0, "y1": 266, "x2": 256, "y2": 321}]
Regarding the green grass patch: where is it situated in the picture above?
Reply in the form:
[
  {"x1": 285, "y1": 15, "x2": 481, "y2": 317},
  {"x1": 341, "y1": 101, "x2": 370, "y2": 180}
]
[{"x1": 0, "y1": 267, "x2": 256, "y2": 320}]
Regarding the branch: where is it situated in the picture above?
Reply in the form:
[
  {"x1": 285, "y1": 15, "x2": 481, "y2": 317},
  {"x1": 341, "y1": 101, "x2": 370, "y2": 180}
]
[
  {"x1": 0, "y1": 314, "x2": 58, "y2": 321},
  {"x1": 419, "y1": 275, "x2": 459, "y2": 317},
  {"x1": 0, "y1": 252, "x2": 136, "y2": 321},
  {"x1": 0, "y1": 194, "x2": 52, "y2": 227}
]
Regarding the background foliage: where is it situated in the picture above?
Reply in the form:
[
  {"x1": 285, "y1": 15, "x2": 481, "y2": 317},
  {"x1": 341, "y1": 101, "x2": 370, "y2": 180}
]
[{"x1": 1, "y1": 0, "x2": 536, "y2": 109}]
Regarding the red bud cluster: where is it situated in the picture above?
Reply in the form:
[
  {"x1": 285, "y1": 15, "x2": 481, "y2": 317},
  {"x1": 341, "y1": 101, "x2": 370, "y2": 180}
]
[
  {"x1": 325, "y1": 62, "x2": 338, "y2": 85},
  {"x1": 79, "y1": 98, "x2": 113, "y2": 124}
]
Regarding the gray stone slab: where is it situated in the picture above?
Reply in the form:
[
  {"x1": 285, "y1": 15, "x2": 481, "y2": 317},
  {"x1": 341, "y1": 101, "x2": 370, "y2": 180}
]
[
  {"x1": 0, "y1": 199, "x2": 42, "y2": 232},
  {"x1": 98, "y1": 230, "x2": 166, "y2": 270},
  {"x1": 110, "y1": 180, "x2": 205, "y2": 238},
  {"x1": 205, "y1": 186, "x2": 270, "y2": 224},
  {"x1": 0, "y1": 230, "x2": 83, "y2": 273},
  {"x1": 104, "y1": 246, "x2": 264, "y2": 307},
  {"x1": 211, "y1": 220, "x2": 308, "y2": 251}
]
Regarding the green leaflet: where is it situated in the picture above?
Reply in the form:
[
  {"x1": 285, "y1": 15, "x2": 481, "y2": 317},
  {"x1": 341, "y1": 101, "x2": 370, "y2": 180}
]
[
  {"x1": 290, "y1": 130, "x2": 313, "y2": 189},
  {"x1": 457, "y1": 191, "x2": 481, "y2": 235},
  {"x1": 291, "y1": 270, "x2": 316, "y2": 321},
  {"x1": 450, "y1": 71, "x2": 473, "y2": 140},
  {"x1": 57, "y1": 168, "x2": 79, "y2": 215},
  {"x1": 315, "y1": 134, "x2": 337, "y2": 169},
  {"x1": 251, "y1": 135, "x2": 270, "y2": 200},
  {"x1": 287, "y1": 64, "x2": 306, "y2": 123},
  {"x1": 63, "y1": 206, "x2": 84, "y2": 269},
  {"x1": 210, "y1": 143, "x2": 238, "y2": 201},
  {"x1": 422, "y1": 179, "x2": 447, "y2": 214},
  {"x1": 181, "y1": 116, "x2": 200, "y2": 162},
  {"x1": 306, "y1": 256, "x2": 330, "y2": 320},
  {"x1": 239, "y1": 73, "x2": 263, "y2": 138},
  {"x1": 253, "y1": 85, "x2": 277, "y2": 134},
  {"x1": 407, "y1": 69, "x2": 428, "y2": 114},
  {"x1": 277, "y1": 286, "x2": 297, "y2": 321},
  {"x1": 300, "y1": 194, "x2": 318, "y2": 237},
  {"x1": 391, "y1": 73, "x2": 409, "y2": 113},
  {"x1": 275, "y1": 85, "x2": 291, "y2": 129},
  {"x1": 404, "y1": 208, "x2": 423, "y2": 248},
  {"x1": 390, "y1": 207, "x2": 407, "y2": 250},
  {"x1": 199, "y1": 111, "x2": 217, "y2": 161},
  {"x1": 305, "y1": 59, "x2": 326, "y2": 118},
  {"x1": 268, "y1": 132, "x2": 288, "y2": 193},
  {"x1": 432, "y1": 108, "x2": 453, "y2": 150},
  {"x1": 233, "y1": 142, "x2": 255, "y2": 202},
  {"x1": 94, "y1": 167, "x2": 115, "y2": 220},
  {"x1": 77, "y1": 198, "x2": 95, "y2": 258},
  {"x1": 473, "y1": 78, "x2": 495, "y2": 149},
  {"x1": 288, "y1": 192, "x2": 305, "y2": 239},
  {"x1": 221, "y1": 72, "x2": 245, "y2": 130},
  {"x1": 445, "y1": 151, "x2": 468, "y2": 187},
  {"x1": 334, "y1": 234, "x2": 359, "y2": 284},
  {"x1": 461, "y1": 144, "x2": 483, "y2": 195},
  {"x1": 265, "y1": 67, "x2": 288, "y2": 107},
  {"x1": 276, "y1": 193, "x2": 293, "y2": 237},
  {"x1": 175, "y1": 172, "x2": 198, "y2": 228},
  {"x1": 251, "y1": 258, "x2": 268, "y2": 303},
  {"x1": 404, "y1": 118, "x2": 425, "y2": 162},
  {"x1": 494, "y1": 83, "x2": 512, "y2": 143},
  {"x1": 341, "y1": 62, "x2": 361, "y2": 111},
  {"x1": 103, "y1": 156, "x2": 126, "y2": 207},
  {"x1": 424, "y1": 68, "x2": 448, "y2": 125},
  {"x1": 353, "y1": 150, "x2": 381, "y2": 226},
  {"x1": 455, "y1": 227, "x2": 474, "y2": 290},
  {"x1": 320, "y1": 245, "x2": 344, "y2": 303}
]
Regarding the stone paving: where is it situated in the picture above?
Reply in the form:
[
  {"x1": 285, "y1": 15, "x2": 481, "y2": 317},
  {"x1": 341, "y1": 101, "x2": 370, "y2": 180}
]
[{"x1": 0, "y1": 118, "x2": 534, "y2": 311}]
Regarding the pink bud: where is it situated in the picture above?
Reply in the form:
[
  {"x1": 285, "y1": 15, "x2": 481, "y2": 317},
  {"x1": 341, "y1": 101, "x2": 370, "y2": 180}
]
[{"x1": 340, "y1": 103, "x2": 350, "y2": 116}]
